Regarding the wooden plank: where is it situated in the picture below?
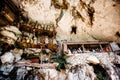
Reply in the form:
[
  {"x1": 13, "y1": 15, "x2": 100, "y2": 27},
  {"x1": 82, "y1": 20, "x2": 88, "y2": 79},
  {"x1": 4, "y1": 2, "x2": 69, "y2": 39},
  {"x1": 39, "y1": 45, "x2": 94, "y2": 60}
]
[
  {"x1": 62, "y1": 41, "x2": 109, "y2": 45},
  {"x1": 15, "y1": 60, "x2": 58, "y2": 69}
]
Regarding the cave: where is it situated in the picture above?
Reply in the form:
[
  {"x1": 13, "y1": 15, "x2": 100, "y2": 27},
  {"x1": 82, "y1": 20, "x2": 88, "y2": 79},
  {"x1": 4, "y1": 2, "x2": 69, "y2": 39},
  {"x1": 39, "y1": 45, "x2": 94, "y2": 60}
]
[
  {"x1": 71, "y1": 26, "x2": 77, "y2": 34},
  {"x1": 0, "y1": 0, "x2": 120, "y2": 80},
  {"x1": 90, "y1": 64, "x2": 111, "y2": 80}
]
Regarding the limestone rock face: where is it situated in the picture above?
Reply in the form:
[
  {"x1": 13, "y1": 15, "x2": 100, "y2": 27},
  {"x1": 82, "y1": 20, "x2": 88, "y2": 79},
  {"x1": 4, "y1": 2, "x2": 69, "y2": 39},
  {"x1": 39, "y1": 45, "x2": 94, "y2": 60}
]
[
  {"x1": 66, "y1": 52, "x2": 120, "y2": 80},
  {"x1": 1, "y1": 52, "x2": 15, "y2": 64},
  {"x1": 90, "y1": 0, "x2": 120, "y2": 43},
  {"x1": 86, "y1": 55, "x2": 100, "y2": 64},
  {"x1": 26, "y1": 53, "x2": 119, "y2": 80},
  {"x1": 13, "y1": 0, "x2": 120, "y2": 43}
]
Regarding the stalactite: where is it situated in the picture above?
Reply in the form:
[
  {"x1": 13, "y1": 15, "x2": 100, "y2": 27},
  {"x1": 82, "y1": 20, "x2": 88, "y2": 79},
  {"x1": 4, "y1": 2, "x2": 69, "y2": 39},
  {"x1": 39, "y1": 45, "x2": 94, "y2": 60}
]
[
  {"x1": 87, "y1": 4, "x2": 95, "y2": 26},
  {"x1": 113, "y1": 0, "x2": 120, "y2": 4},
  {"x1": 71, "y1": 6, "x2": 85, "y2": 22},
  {"x1": 56, "y1": 9, "x2": 64, "y2": 26},
  {"x1": 51, "y1": 0, "x2": 68, "y2": 9},
  {"x1": 79, "y1": 0, "x2": 86, "y2": 9}
]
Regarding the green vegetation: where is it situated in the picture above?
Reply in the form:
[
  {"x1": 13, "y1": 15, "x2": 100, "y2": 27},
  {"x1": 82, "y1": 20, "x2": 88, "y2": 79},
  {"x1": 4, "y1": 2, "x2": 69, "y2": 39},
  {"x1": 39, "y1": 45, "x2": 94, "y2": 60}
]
[
  {"x1": 97, "y1": 73, "x2": 105, "y2": 80},
  {"x1": 52, "y1": 53, "x2": 71, "y2": 71}
]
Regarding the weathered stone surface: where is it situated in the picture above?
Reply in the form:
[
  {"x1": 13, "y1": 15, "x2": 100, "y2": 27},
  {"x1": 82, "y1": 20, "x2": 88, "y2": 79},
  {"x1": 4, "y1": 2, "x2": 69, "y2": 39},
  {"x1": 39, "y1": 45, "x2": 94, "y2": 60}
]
[
  {"x1": 13, "y1": 0, "x2": 120, "y2": 43},
  {"x1": 1, "y1": 52, "x2": 15, "y2": 64},
  {"x1": 19, "y1": 52, "x2": 119, "y2": 80},
  {"x1": 67, "y1": 52, "x2": 120, "y2": 80},
  {"x1": 86, "y1": 55, "x2": 100, "y2": 64},
  {"x1": 2, "y1": 0, "x2": 120, "y2": 80}
]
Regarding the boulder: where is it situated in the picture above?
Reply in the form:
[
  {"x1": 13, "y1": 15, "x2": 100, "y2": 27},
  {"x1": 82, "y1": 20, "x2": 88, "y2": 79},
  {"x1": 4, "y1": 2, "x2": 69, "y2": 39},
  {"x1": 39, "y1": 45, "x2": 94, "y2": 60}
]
[
  {"x1": 86, "y1": 55, "x2": 100, "y2": 65},
  {"x1": 1, "y1": 52, "x2": 15, "y2": 64}
]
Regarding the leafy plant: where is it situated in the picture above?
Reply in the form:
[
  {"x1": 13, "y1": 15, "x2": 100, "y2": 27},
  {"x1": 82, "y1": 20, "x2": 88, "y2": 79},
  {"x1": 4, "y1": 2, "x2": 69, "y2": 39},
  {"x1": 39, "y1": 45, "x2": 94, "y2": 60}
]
[
  {"x1": 97, "y1": 73, "x2": 105, "y2": 80},
  {"x1": 52, "y1": 53, "x2": 71, "y2": 71}
]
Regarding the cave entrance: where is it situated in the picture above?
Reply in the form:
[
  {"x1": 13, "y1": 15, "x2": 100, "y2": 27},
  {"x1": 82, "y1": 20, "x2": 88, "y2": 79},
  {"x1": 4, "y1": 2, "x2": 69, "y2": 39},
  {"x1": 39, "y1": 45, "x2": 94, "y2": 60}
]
[
  {"x1": 71, "y1": 26, "x2": 77, "y2": 34},
  {"x1": 90, "y1": 64, "x2": 111, "y2": 80}
]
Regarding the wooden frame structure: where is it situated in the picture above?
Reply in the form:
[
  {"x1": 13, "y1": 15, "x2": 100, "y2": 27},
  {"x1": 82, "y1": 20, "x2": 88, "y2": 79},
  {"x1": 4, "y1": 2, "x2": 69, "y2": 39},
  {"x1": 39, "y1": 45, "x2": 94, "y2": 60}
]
[{"x1": 62, "y1": 41, "x2": 112, "y2": 54}]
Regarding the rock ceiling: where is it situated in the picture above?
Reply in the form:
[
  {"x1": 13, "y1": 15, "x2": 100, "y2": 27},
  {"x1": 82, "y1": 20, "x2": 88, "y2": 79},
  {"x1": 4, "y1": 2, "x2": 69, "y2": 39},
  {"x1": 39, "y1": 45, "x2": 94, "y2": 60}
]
[{"x1": 7, "y1": 0, "x2": 120, "y2": 43}]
